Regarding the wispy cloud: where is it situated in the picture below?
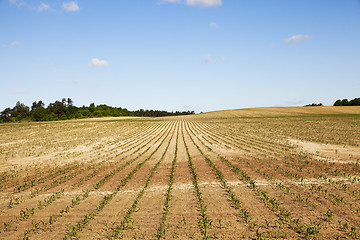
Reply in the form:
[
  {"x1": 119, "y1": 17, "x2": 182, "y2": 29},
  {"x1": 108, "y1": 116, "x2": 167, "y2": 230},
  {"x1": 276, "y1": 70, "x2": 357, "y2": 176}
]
[
  {"x1": 186, "y1": 0, "x2": 222, "y2": 7},
  {"x1": 158, "y1": 0, "x2": 222, "y2": 7},
  {"x1": 89, "y1": 58, "x2": 109, "y2": 67},
  {"x1": 158, "y1": 0, "x2": 181, "y2": 4},
  {"x1": 38, "y1": 3, "x2": 52, "y2": 12},
  {"x1": 10, "y1": 0, "x2": 55, "y2": 12},
  {"x1": 209, "y1": 22, "x2": 220, "y2": 28},
  {"x1": 9, "y1": 0, "x2": 26, "y2": 7},
  {"x1": 284, "y1": 34, "x2": 312, "y2": 44},
  {"x1": 5, "y1": 41, "x2": 21, "y2": 47},
  {"x1": 62, "y1": 1, "x2": 79, "y2": 12},
  {"x1": 203, "y1": 54, "x2": 225, "y2": 63}
]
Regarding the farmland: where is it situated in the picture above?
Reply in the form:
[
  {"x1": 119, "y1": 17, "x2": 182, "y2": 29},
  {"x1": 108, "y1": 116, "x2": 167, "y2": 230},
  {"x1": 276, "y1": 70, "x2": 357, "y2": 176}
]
[{"x1": 0, "y1": 106, "x2": 359, "y2": 239}]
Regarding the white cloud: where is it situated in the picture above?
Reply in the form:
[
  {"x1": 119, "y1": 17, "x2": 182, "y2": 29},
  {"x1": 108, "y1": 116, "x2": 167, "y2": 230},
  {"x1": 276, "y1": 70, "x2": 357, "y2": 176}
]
[
  {"x1": 284, "y1": 34, "x2": 311, "y2": 44},
  {"x1": 62, "y1": 1, "x2": 79, "y2": 12},
  {"x1": 38, "y1": 3, "x2": 52, "y2": 12},
  {"x1": 157, "y1": 0, "x2": 222, "y2": 7},
  {"x1": 5, "y1": 41, "x2": 21, "y2": 47},
  {"x1": 203, "y1": 54, "x2": 225, "y2": 63},
  {"x1": 186, "y1": 0, "x2": 222, "y2": 7},
  {"x1": 89, "y1": 58, "x2": 109, "y2": 67},
  {"x1": 209, "y1": 22, "x2": 220, "y2": 28},
  {"x1": 9, "y1": 0, "x2": 26, "y2": 7},
  {"x1": 158, "y1": 0, "x2": 181, "y2": 4}
]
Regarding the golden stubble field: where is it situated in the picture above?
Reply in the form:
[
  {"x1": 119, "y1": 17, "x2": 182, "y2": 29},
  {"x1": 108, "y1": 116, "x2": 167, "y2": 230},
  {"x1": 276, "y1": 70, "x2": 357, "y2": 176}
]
[{"x1": 0, "y1": 106, "x2": 359, "y2": 239}]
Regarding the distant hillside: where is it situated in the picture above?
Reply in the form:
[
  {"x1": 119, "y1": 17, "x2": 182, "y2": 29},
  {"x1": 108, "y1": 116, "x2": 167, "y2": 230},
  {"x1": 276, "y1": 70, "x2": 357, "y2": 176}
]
[{"x1": 193, "y1": 106, "x2": 360, "y2": 119}]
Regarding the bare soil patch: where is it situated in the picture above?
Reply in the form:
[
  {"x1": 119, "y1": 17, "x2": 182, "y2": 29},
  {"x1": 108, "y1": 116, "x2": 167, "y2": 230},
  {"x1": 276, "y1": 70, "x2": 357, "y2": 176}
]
[{"x1": 288, "y1": 138, "x2": 360, "y2": 163}]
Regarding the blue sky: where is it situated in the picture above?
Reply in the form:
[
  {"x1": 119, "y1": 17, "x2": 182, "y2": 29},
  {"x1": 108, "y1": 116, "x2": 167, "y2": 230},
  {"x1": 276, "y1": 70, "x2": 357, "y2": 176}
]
[{"x1": 1, "y1": 0, "x2": 359, "y2": 112}]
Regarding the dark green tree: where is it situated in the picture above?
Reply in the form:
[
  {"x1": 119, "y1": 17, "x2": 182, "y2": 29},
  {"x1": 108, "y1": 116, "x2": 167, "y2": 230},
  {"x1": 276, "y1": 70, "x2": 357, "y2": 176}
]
[
  {"x1": 67, "y1": 98, "x2": 73, "y2": 106},
  {"x1": 33, "y1": 107, "x2": 47, "y2": 121},
  {"x1": 31, "y1": 101, "x2": 45, "y2": 112},
  {"x1": 89, "y1": 103, "x2": 95, "y2": 113},
  {"x1": 0, "y1": 107, "x2": 12, "y2": 122},
  {"x1": 349, "y1": 97, "x2": 360, "y2": 106},
  {"x1": 48, "y1": 101, "x2": 67, "y2": 118},
  {"x1": 341, "y1": 99, "x2": 349, "y2": 106},
  {"x1": 334, "y1": 99, "x2": 342, "y2": 106},
  {"x1": 11, "y1": 101, "x2": 30, "y2": 119}
]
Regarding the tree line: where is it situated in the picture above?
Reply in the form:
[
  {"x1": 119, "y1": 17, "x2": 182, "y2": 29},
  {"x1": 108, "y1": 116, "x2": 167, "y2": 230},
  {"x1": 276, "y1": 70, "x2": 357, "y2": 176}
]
[
  {"x1": 333, "y1": 97, "x2": 360, "y2": 106},
  {"x1": 304, "y1": 97, "x2": 359, "y2": 107},
  {"x1": 0, "y1": 98, "x2": 195, "y2": 123},
  {"x1": 133, "y1": 109, "x2": 195, "y2": 117},
  {"x1": 304, "y1": 103, "x2": 323, "y2": 107}
]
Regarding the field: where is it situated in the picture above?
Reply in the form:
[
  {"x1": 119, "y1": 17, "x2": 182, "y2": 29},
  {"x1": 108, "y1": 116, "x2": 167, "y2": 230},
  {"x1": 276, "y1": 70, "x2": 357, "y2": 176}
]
[{"x1": 0, "y1": 106, "x2": 360, "y2": 239}]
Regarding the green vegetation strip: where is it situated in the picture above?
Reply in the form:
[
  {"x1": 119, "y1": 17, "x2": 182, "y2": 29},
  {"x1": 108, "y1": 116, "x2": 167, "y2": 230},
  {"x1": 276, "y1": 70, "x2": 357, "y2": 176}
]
[
  {"x1": 13, "y1": 162, "x2": 80, "y2": 194},
  {"x1": 182, "y1": 124, "x2": 211, "y2": 240},
  {"x1": 154, "y1": 123, "x2": 179, "y2": 239}
]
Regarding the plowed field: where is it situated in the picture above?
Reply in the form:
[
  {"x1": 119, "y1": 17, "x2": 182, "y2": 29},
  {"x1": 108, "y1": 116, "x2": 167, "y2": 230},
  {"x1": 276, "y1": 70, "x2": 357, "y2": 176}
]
[{"x1": 0, "y1": 106, "x2": 359, "y2": 239}]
